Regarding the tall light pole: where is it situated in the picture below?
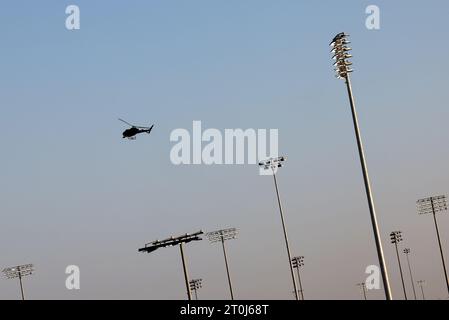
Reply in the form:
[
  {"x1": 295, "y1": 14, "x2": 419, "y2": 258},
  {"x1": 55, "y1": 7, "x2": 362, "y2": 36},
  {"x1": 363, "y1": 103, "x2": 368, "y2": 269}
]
[
  {"x1": 417, "y1": 195, "x2": 449, "y2": 295},
  {"x1": 2, "y1": 264, "x2": 34, "y2": 300},
  {"x1": 138, "y1": 231, "x2": 203, "y2": 300},
  {"x1": 259, "y1": 156, "x2": 299, "y2": 301},
  {"x1": 206, "y1": 228, "x2": 237, "y2": 300},
  {"x1": 330, "y1": 32, "x2": 392, "y2": 300},
  {"x1": 390, "y1": 231, "x2": 407, "y2": 300},
  {"x1": 356, "y1": 282, "x2": 368, "y2": 300},
  {"x1": 291, "y1": 256, "x2": 305, "y2": 300},
  {"x1": 189, "y1": 279, "x2": 202, "y2": 300},
  {"x1": 417, "y1": 280, "x2": 426, "y2": 300},
  {"x1": 403, "y1": 248, "x2": 417, "y2": 300}
]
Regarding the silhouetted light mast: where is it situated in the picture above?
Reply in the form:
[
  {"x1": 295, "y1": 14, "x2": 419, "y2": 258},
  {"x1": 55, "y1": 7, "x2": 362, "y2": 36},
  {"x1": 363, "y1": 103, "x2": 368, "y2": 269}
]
[
  {"x1": 330, "y1": 32, "x2": 392, "y2": 300},
  {"x1": 189, "y1": 279, "x2": 202, "y2": 300},
  {"x1": 403, "y1": 248, "x2": 417, "y2": 300},
  {"x1": 356, "y1": 282, "x2": 367, "y2": 300},
  {"x1": 2, "y1": 264, "x2": 34, "y2": 300},
  {"x1": 417, "y1": 280, "x2": 426, "y2": 300},
  {"x1": 390, "y1": 231, "x2": 407, "y2": 300},
  {"x1": 417, "y1": 195, "x2": 449, "y2": 295},
  {"x1": 291, "y1": 256, "x2": 305, "y2": 300},
  {"x1": 259, "y1": 156, "x2": 299, "y2": 301},
  {"x1": 206, "y1": 228, "x2": 238, "y2": 300},
  {"x1": 138, "y1": 231, "x2": 203, "y2": 300}
]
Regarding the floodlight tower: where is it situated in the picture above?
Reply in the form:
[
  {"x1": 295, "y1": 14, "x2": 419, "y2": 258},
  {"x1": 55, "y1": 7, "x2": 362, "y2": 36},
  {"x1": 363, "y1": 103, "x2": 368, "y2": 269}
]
[
  {"x1": 417, "y1": 195, "x2": 449, "y2": 295},
  {"x1": 259, "y1": 156, "x2": 299, "y2": 301},
  {"x1": 189, "y1": 279, "x2": 203, "y2": 300},
  {"x1": 2, "y1": 264, "x2": 34, "y2": 300},
  {"x1": 138, "y1": 231, "x2": 203, "y2": 300},
  {"x1": 291, "y1": 256, "x2": 305, "y2": 300},
  {"x1": 206, "y1": 228, "x2": 238, "y2": 300},
  {"x1": 330, "y1": 32, "x2": 392, "y2": 300},
  {"x1": 356, "y1": 282, "x2": 368, "y2": 300},
  {"x1": 417, "y1": 280, "x2": 426, "y2": 300},
  {"x1": 403, "y1": 248, "x2": 417, "y2": 300},
  {"x1": 390, "y1": 231, "x2": 407, "y2": 300}
]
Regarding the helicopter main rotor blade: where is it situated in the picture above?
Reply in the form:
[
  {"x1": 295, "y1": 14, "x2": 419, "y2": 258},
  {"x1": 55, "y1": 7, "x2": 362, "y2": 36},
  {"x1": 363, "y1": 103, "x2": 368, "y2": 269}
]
[{"x1": 118, "y1": 118, "x2": 134, "y2": 127}]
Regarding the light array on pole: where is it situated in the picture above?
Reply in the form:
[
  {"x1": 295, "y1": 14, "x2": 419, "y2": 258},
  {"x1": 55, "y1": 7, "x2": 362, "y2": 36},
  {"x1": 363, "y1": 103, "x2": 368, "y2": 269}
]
[
  {"x1": 417, "y1": 194, "x2": 449, "y2": 295},
  {"x1": 330, "y1": 31, "x2": 392, "y2": 300},
  {"x1": 138, "y1": 231, "x2": 203, "y2": 300},
  {"x1": 356, "y1": 282, "x2": 367, "y2": 300},
  {"x1": 206, "y1": 227, "x2": 237, "y2": 300},
  {"x1": 356, "y1": 282, "x2": 367, "y2": 293},
  {"x1": 330, "y1": 32, "x2": 353, "y2": 79},
  {"x1": 417, "y1": 279, "x2": 426, "y2": 300},
  {"x1": 206, "y1": 228, "x2": 238, "y2": 243},
  {"x1": 259, "y1": 154, "x2": 299, "y2": 300},
  {"x1": 291, "y1": 256, "x2": 305, "y2": 300},
  {"x1": 403, "y1": 247, "x2": 418, "y2": 300},
  {"x1": 138, "y1": 231, "x2": 203, "y2": 253},
  {"x1": 291, "y1": 256, "x2": 304, "y2": 269},
  {"x1": 258, "y1": 156, "x2": 286, "y2": 171},
  {"x1": 189, "y1": 279, "x2": 202, "y2": 291},
  {"x1": 390, "y1": 231, "x2": 403, "y2": 244},
  {"x1": 417, "y1": 195, "x2": 447, "y2": 215},
  {"x1": 2, "y1": 264, "x2": 34, "y2": 279}
]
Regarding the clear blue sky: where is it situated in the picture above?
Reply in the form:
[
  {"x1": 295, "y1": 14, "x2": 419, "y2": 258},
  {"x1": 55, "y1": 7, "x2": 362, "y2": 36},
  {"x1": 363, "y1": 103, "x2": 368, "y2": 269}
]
[{"x1": 1, "y1": 0, "x2": 449, "y2": 299}]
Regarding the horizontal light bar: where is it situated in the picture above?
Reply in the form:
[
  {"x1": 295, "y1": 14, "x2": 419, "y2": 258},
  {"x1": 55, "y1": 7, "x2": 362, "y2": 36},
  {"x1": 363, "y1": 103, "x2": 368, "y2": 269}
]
[
  {"x1": 2, "y1": 264, "x2": 34, "y2": 279},
  {"x1": 189, "y1": 279, "x2": 203, "y2": 290},
  {"x1": 259, "y1": 156, "x2": 286, "y2": 170},
  {"x1": 291, "y1": 256, "x2": 305, "y2": 268},
  {"x1": 139, "y1": 231, "x2": 204, "y2": 253},
  {"x1": 417, "y1": 195, "x2": 447, "y2": 215},
  {"x1": 206, "y1": 228, "x2": 238, "y2": 243}
]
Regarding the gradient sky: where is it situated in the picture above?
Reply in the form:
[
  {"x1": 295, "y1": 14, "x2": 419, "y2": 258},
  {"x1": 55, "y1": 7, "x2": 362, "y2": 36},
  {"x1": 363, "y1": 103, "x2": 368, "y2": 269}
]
[{"x1": 1, "y1": 0, "x2": 449, "y2": 300}]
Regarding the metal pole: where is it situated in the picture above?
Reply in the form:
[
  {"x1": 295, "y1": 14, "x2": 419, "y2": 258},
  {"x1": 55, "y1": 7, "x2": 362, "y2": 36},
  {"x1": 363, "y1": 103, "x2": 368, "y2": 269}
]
[
  {"x1": 18, "y1": 273, "x2": 25, "y2": 300},
  {"x1": 405, "y1": 251, "x2": 417, "y2": 300},
  {"x1": 362, "y1": 284, "x2": 367, "y2": 301},
  {"x1": 221, "y1": 237, "x2": 235, "y2": 300},
  {"x1": 419, "y1": 282, "x2": 425, "y2": 300},
  {"x1": 179, "y1": 243, "x2": 192, "y2": 300},
  {"x1": 194, "y1": 287, "x2": 198, "y2": 300},
  {"x1": 295, "y1": 267, "x2": 304, "y2": 300},
  {"x1": 394, "y1": 242, "x2": 407, "y2": 300},
  {"x1": 357, "y1": 283, "x2": 367, "y2": 300},
  {"x1": 431, "y1": 198, "x2": 449, "y2": 294},
  {"x1": 344, "y1": 74, "x2": 392, "y2": 300},
  {"x1": 272, "y1": 169, "x2": 299, "y2": 301}
]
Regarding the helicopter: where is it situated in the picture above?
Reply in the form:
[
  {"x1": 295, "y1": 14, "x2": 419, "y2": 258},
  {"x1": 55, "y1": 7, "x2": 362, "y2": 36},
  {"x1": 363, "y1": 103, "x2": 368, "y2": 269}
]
[{"x1": 119, "y1": 119, "x2": 154, "y2": 140}]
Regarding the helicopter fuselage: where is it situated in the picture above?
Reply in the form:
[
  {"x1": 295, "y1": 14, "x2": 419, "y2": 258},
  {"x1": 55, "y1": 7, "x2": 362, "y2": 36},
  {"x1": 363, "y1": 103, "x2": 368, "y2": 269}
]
[
  {"x1": 122, "y1": 126, "x2": 153, "y2": 139},
  {"x1": 119, "y1": 118, "x2": 154, "y2": 139}
]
